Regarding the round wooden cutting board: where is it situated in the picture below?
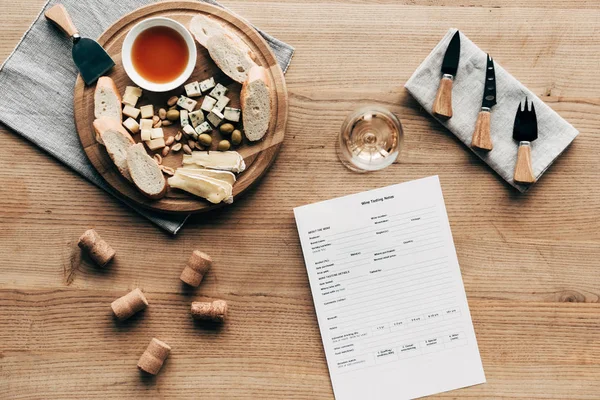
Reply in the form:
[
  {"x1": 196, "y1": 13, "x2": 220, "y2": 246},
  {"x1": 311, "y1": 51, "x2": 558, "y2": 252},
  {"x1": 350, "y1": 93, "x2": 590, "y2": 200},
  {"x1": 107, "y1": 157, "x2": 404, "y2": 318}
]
[{"x1": 74, "y1": 1, "x2": 288, "y2": 214}]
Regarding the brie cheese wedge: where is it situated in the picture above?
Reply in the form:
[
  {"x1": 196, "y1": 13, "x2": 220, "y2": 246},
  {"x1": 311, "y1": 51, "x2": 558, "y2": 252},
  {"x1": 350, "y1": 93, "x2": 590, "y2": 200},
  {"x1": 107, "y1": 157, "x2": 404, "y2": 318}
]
[
  {"x1": 182, "y1": 151, "x2": 246, "y2": 173},
  {"x1": 168, "y1": 171, "x2": 233, "y2": 204}
]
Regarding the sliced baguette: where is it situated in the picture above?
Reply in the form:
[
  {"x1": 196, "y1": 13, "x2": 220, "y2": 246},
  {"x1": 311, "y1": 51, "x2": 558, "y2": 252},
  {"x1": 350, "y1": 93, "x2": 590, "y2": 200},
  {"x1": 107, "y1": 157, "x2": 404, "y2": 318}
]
[
  {"x1": 241, "y1": 66, "x2": 271, "y2": 141},
  {"x1": 94, "y1": 76, "x2": 122, "y2": 120},
  {"x1": 93, "y1": 118, "x2": 135, "y2": 181},
  {"x1": 126, "y1": 143, "x2": 167, "y2": 199}
]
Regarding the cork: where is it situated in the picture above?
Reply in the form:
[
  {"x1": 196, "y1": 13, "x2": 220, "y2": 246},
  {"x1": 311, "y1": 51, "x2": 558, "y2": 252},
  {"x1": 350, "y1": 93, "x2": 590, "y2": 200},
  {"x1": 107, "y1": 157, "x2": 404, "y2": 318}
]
[
  {"x1": 191, "y1": 300, "x2": 228, "y2": 323},
  {"x1": 180, "y1": 250, "x2": 212, "y2": 287},
  {"x1": 137, "y1": 338, "x2": 171, "y2": 375},
  {"x1": 111, "y1": 288, "x2": 148, "y2": 320},
  {"x1": 77, "y1": 229, "x2": 115, "y2": 267}
]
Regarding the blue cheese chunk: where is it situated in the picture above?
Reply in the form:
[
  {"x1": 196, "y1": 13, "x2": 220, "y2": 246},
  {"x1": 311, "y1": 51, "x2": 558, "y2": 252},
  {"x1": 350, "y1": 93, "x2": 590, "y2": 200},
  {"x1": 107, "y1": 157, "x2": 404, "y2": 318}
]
[
  {"x1": 199, "y1": 77, "x2": 216, "y2": 93},
  {"x1": 200, "y1": 96, "x2": 217, "y2": 112},
  {"x1": 184, "y1": 81, "x2": 202, "y2": 97},
  {"x1": 177, "y1": 96, "x2": 197, "y2": 112},
  {"x1": 189, "y1": 110, "x2": 205, "y2": 128},
  {"x1": 212, "y1": 96, "x2": 230, "y2": 113},
  {"x1": 209, "y1": 83, "x2": 228, "y2": 99},
  {"x1": 207, "y1": 109, "x2": 224, "y2": 127},
  {"x1": 223, "y1": 107, "x2": 241, "y2": 123},
  {"x1": 195, "y1": 121, "x2": 212, "y2": 135},
  {"x1": 180, "y1": 110, "x2": 189, "y2": 127}
]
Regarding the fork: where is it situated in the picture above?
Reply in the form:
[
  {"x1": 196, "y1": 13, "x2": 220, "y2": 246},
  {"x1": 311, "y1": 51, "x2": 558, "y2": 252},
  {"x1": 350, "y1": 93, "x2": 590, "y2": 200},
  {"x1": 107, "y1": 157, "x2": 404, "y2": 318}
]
[{"x1": 513, "y1": 97, "x2": 538, "y2": 184}]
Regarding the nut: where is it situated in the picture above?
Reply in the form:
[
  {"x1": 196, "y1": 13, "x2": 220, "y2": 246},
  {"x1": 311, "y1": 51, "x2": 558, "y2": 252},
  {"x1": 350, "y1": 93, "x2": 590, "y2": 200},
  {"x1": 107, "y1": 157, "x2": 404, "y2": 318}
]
[
  {"x1": 166, "y1": 109, "x2": 180, "y2": 121},
  {"x1": 165, "y1": 136, "x2": 175, "y2": 146},
  {"x1": 220, "y1": 123, "x2": 234, "y2": 135},
  {"x1": 153, "y1": 154, "x2": 162, "y2": 165},
  {"x1": 183, "y1": 144, "x2": 192, "y2": 155},
  {"x1": 171, "y1": 143, "x2": 182, "y2": 152},
  {"x1": 231, "y1": 129, "x2": 243, "y2": 145},
  {"x1": 169, "y1": 105, "x2": 178, "y2": 110},
  {"x1": 160, "y1": 165, "x2": 175, "y2": 176},
  {"x1": 188, "y1": 139, "x2": 196, "y2": 149},
  {"x1": 152, "y1": 115, "x2": 160, "y2": 125},
  {"x1": 162, "y1": 120, "x2": 172, "y2": 126},
  {"x1": 162, "y1": 146, "x2": 171, "y2": 157},
  {"x1": 153, "y1": 119, "x2": 162, "y2": 128},
  {"x1": 158, "y1": 108, "x2": 167, "y2": 120},
  {"x1": 217, "y1": 140, "x2": 231, "y2": 151},
  {"x1": 167, "y1": 96, "x2": 178, "y2": 107},
  {"x1": 198, "y1": 134, "x2": 212, "y2": 147},
  {"x1": 175, "y1": 132, "x2": 183, "y2": 141}
]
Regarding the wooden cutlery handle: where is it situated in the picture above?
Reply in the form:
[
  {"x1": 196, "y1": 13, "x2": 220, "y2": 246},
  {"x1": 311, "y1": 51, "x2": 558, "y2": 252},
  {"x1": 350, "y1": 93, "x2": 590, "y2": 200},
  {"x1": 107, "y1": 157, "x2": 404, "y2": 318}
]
[
  {"x1": 514, "y1": 142, "x2": 536, "y2": 184},
  {"x1": 45, "y1": 4, "x2": 79, "y2": 38},
  {"x1": 471, "y1": 109, "x2": 493, "y2": 151},
  {"x1": 433, "y1": 75, "x2": 453, "y2": 119}
]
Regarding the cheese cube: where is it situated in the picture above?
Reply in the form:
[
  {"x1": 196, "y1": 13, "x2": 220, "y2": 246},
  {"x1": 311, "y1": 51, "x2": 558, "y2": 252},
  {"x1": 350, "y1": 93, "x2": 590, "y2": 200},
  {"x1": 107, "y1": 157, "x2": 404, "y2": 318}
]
[
  {"x1": 122, "y1": 105, "x2": 140, "y2": 119},
  {"x1": 140, "y1": 104, "x2": 154, "y2": 119},
  {"x1": 199, "y1": 77, "x2": 215, "y2": 93},
  {"x1": 140, "y1": 129, "x2": 152, "y2": 141},
  {"x1": 195, "y1": 121, "x2": 212, "y2": 135},
  {"x1": 177, "y1": 96, "x2": 197, "y2": 112},
  {"x1": 223, "y1": 107, "x2": 241, "y2": 122},
  {"x1": 180, "y1": 110, "x2": 189, "y2": 127},
  {"x1": 122, "y1": 92, "x2": 139, "y2": 107},
  {"x1": 207, "y1": 109, "x2": 224, "y2": 127},
  {"x1": 184, "y1": 81, "x2": 202, "y2": 97},
  {"x1": 183, "y1": 124, "x2": 196, "y2": 137},
  {"x1": 139, "y1": 118, "x2": 153, "y2": 130},
  {"x1": 200, "y1": 96, "x2": 217, "y2": 112},
  {"x1": 151, "y1": 128, "x2": 164, "y2": 139},
  {"x1": 147, "y1": 137, "x2": 165, "y2": 150},
  {"x1": 122, "y1": 117, "x2": 140, "y2": 134},
  {"x1": 189, "y1": 110, "x2": 205, "y2": 128},
  {"x1": 212, "y1": 96, "x2": 230, "y2": 113},
  {"x1": 124, "y1": 86, "x2": 142, "y2": 98},
  {"x1": 209, "y1": 83, "x2": 228, "y2": 99}
]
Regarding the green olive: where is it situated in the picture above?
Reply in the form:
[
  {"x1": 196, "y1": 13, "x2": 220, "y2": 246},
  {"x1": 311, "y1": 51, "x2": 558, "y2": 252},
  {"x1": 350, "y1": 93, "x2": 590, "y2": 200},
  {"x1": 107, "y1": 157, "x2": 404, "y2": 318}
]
[
  {"x1": 198, "y1": 134, "x2": 212, "y2": 147},
  {"x1": 231, "y1": 130, "x2": 243, "y2": 145},
  {"x1": 219, "y1": 123, "x2": 235, "y2": 135},
  {"x1": 166, "y1": 109, "x2": 180, "y2": 121},
  {"x1": 217, "y1": 140, "x2": 231, "y2": 151}
]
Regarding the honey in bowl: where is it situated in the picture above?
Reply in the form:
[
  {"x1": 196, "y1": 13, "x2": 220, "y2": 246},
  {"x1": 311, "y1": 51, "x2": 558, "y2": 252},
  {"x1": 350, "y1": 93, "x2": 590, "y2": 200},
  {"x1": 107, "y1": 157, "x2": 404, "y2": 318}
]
[{"x1": 131, "y1": 26, "x2": 189, "y2": 84}]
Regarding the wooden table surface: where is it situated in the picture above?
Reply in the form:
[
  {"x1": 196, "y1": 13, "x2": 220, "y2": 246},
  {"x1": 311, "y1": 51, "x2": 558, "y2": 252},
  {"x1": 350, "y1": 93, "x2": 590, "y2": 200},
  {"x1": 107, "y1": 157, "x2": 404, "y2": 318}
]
[{"x1": 1, "y1": 1, "x2": 599, "y2": 399}]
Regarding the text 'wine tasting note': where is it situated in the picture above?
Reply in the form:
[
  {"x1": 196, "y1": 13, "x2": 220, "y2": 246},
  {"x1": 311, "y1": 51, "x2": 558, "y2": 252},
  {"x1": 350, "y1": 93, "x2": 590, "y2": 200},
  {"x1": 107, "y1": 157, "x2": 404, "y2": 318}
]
[{"x1": 294, "y1": 176, "x2": 485, "y2": 400}]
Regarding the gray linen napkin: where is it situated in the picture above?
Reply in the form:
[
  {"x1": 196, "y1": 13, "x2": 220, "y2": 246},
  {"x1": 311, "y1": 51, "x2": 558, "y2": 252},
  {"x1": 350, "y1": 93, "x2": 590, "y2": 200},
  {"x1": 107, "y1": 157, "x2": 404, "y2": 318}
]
[
  {"x1": 405, "y1": 29, "x2": 578, "y2": 192},
  {"x1": 0, "y1": 0, "x2": 294, "y2": 233}
]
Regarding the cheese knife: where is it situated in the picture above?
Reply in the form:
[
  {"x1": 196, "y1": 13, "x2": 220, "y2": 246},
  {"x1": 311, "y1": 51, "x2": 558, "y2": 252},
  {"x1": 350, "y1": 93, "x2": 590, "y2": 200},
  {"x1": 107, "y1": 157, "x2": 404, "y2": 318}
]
[
  {"x1": 513, "y1": 97, "x2": 538, "y2": 184},
  {"x1": 45, "y1": 4, "x2": 115, "y2": 85},
  {"x1": 432, "y1": 31, "x2": 461, "y2": 119},
  {"x1": 471, "y1": 54, "x2": 496, "y2": 150}
]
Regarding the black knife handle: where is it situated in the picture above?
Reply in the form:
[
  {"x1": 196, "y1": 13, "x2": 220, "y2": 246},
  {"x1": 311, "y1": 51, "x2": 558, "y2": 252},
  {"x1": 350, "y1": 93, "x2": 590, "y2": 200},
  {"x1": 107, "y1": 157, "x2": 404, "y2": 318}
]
[
  {"x1": 514, "y1": 141, "x2": 536, "y2": 184},
  {"x1": 471, "y1": 108, "x2": 493, "y2": 151}
]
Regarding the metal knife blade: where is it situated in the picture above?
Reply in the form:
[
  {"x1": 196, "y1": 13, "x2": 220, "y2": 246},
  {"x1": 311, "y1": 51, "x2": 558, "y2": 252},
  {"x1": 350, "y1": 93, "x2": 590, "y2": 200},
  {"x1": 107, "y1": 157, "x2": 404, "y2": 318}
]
[
  {"x1": 482, "y1": 54, "x2": 496, "y2": 109},
  {"x1": 72, "y1": 37, "x2": 115, "y2": 85},
  {"x1": 441, "y1": 31, "x2": 461, "y2": 77}
]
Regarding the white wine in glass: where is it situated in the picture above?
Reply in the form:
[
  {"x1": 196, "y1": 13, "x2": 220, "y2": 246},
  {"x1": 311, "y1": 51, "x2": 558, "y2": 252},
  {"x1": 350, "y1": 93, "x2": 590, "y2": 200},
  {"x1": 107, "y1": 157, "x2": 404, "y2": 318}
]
[{"x1": 337, "y1": 106, "x2": 403, "y2": 172}]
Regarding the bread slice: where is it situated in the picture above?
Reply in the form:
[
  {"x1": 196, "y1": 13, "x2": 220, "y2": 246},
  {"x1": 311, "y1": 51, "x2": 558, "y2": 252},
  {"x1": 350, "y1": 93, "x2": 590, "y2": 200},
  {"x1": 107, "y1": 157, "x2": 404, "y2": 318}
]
[
  {"x1": 94, "y1": 76, "x2": 122, "y2": 120},
  {"x1": 93, "y1": 117, "x2": 134, "y2": 181},
  {"x1": 188, "y1": 15, "x2": 257, "y2": 84},
  {"x1": 126, "y1": 143, "x2": 167, "y2": 199},
  {"x1": 241, "y1": 66, "x2": 271, "y2": 141}
]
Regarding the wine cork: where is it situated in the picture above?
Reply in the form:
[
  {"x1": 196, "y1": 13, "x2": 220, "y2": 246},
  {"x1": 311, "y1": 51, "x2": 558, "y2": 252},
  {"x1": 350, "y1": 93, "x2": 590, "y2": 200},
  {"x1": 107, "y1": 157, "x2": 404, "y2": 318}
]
[
  {"x1": 180, "y1": 250, "x2": 212, "y2": 287},
  {"x1": 111, "y1": 288, "x2": 148, "y2": 320},
  {"x1": 77, "y1": 229, "x2": 115, "y2": 267},
  {"x1": 137, "y1": 338, "x2": 171, "y2": 375},
  {"x1": 191, "y1": 300, "x2": 228, "y2": 323}
]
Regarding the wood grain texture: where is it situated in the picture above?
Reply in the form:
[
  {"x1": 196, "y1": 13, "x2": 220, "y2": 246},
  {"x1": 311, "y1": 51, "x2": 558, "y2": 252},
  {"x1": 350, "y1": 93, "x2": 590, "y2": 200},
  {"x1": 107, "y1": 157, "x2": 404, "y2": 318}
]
[
  {"x1": 514, "y1": 143, "x2": 536, "y2": 183},
  {"x1": 471, "y1": 110, "x2": 493, "y2": 150},
  {"x1": 74, "y1": 1, "x2": 288, "y2": 213},
  {"x1": 1, "y1": 0, "x2": 600, "y2": 399},
  {"x1": 433, "y1": 76, "x2": 454, "y2": 118}
]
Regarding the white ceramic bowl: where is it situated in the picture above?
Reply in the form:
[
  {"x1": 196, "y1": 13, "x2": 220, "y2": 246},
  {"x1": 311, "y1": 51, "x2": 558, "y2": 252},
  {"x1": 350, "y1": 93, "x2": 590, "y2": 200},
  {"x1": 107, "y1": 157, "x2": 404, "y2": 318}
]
[{"x1": 121, "y1": 17, "x2": 197, "y2": 93}]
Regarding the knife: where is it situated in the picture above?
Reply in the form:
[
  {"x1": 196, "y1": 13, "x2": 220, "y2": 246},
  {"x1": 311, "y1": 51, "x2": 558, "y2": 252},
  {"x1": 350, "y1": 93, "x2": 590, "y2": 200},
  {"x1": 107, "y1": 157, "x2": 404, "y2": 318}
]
[
  {"x1": 45, "y1": 4, "x2": 115, "y2": 85},
  {"x1": 471, "y1": 54, "x2": 496, "y2": 150},
  {"x1": 512, "y1": 97, "x2": 538, "y2": 184},
  {"x1": 432, "y1": 31, "x2": 461, "y2": 119}
]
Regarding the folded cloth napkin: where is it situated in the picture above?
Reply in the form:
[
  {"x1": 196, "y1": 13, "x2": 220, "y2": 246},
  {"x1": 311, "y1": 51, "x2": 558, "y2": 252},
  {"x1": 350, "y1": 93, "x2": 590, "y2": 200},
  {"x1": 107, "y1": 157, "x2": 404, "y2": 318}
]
[
  {"x1": 0, "y1": 0, "x2": 294, "y2": 234},
  {"x1": 405, "y1": 29, "x2": 578, "y2": 192}
]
